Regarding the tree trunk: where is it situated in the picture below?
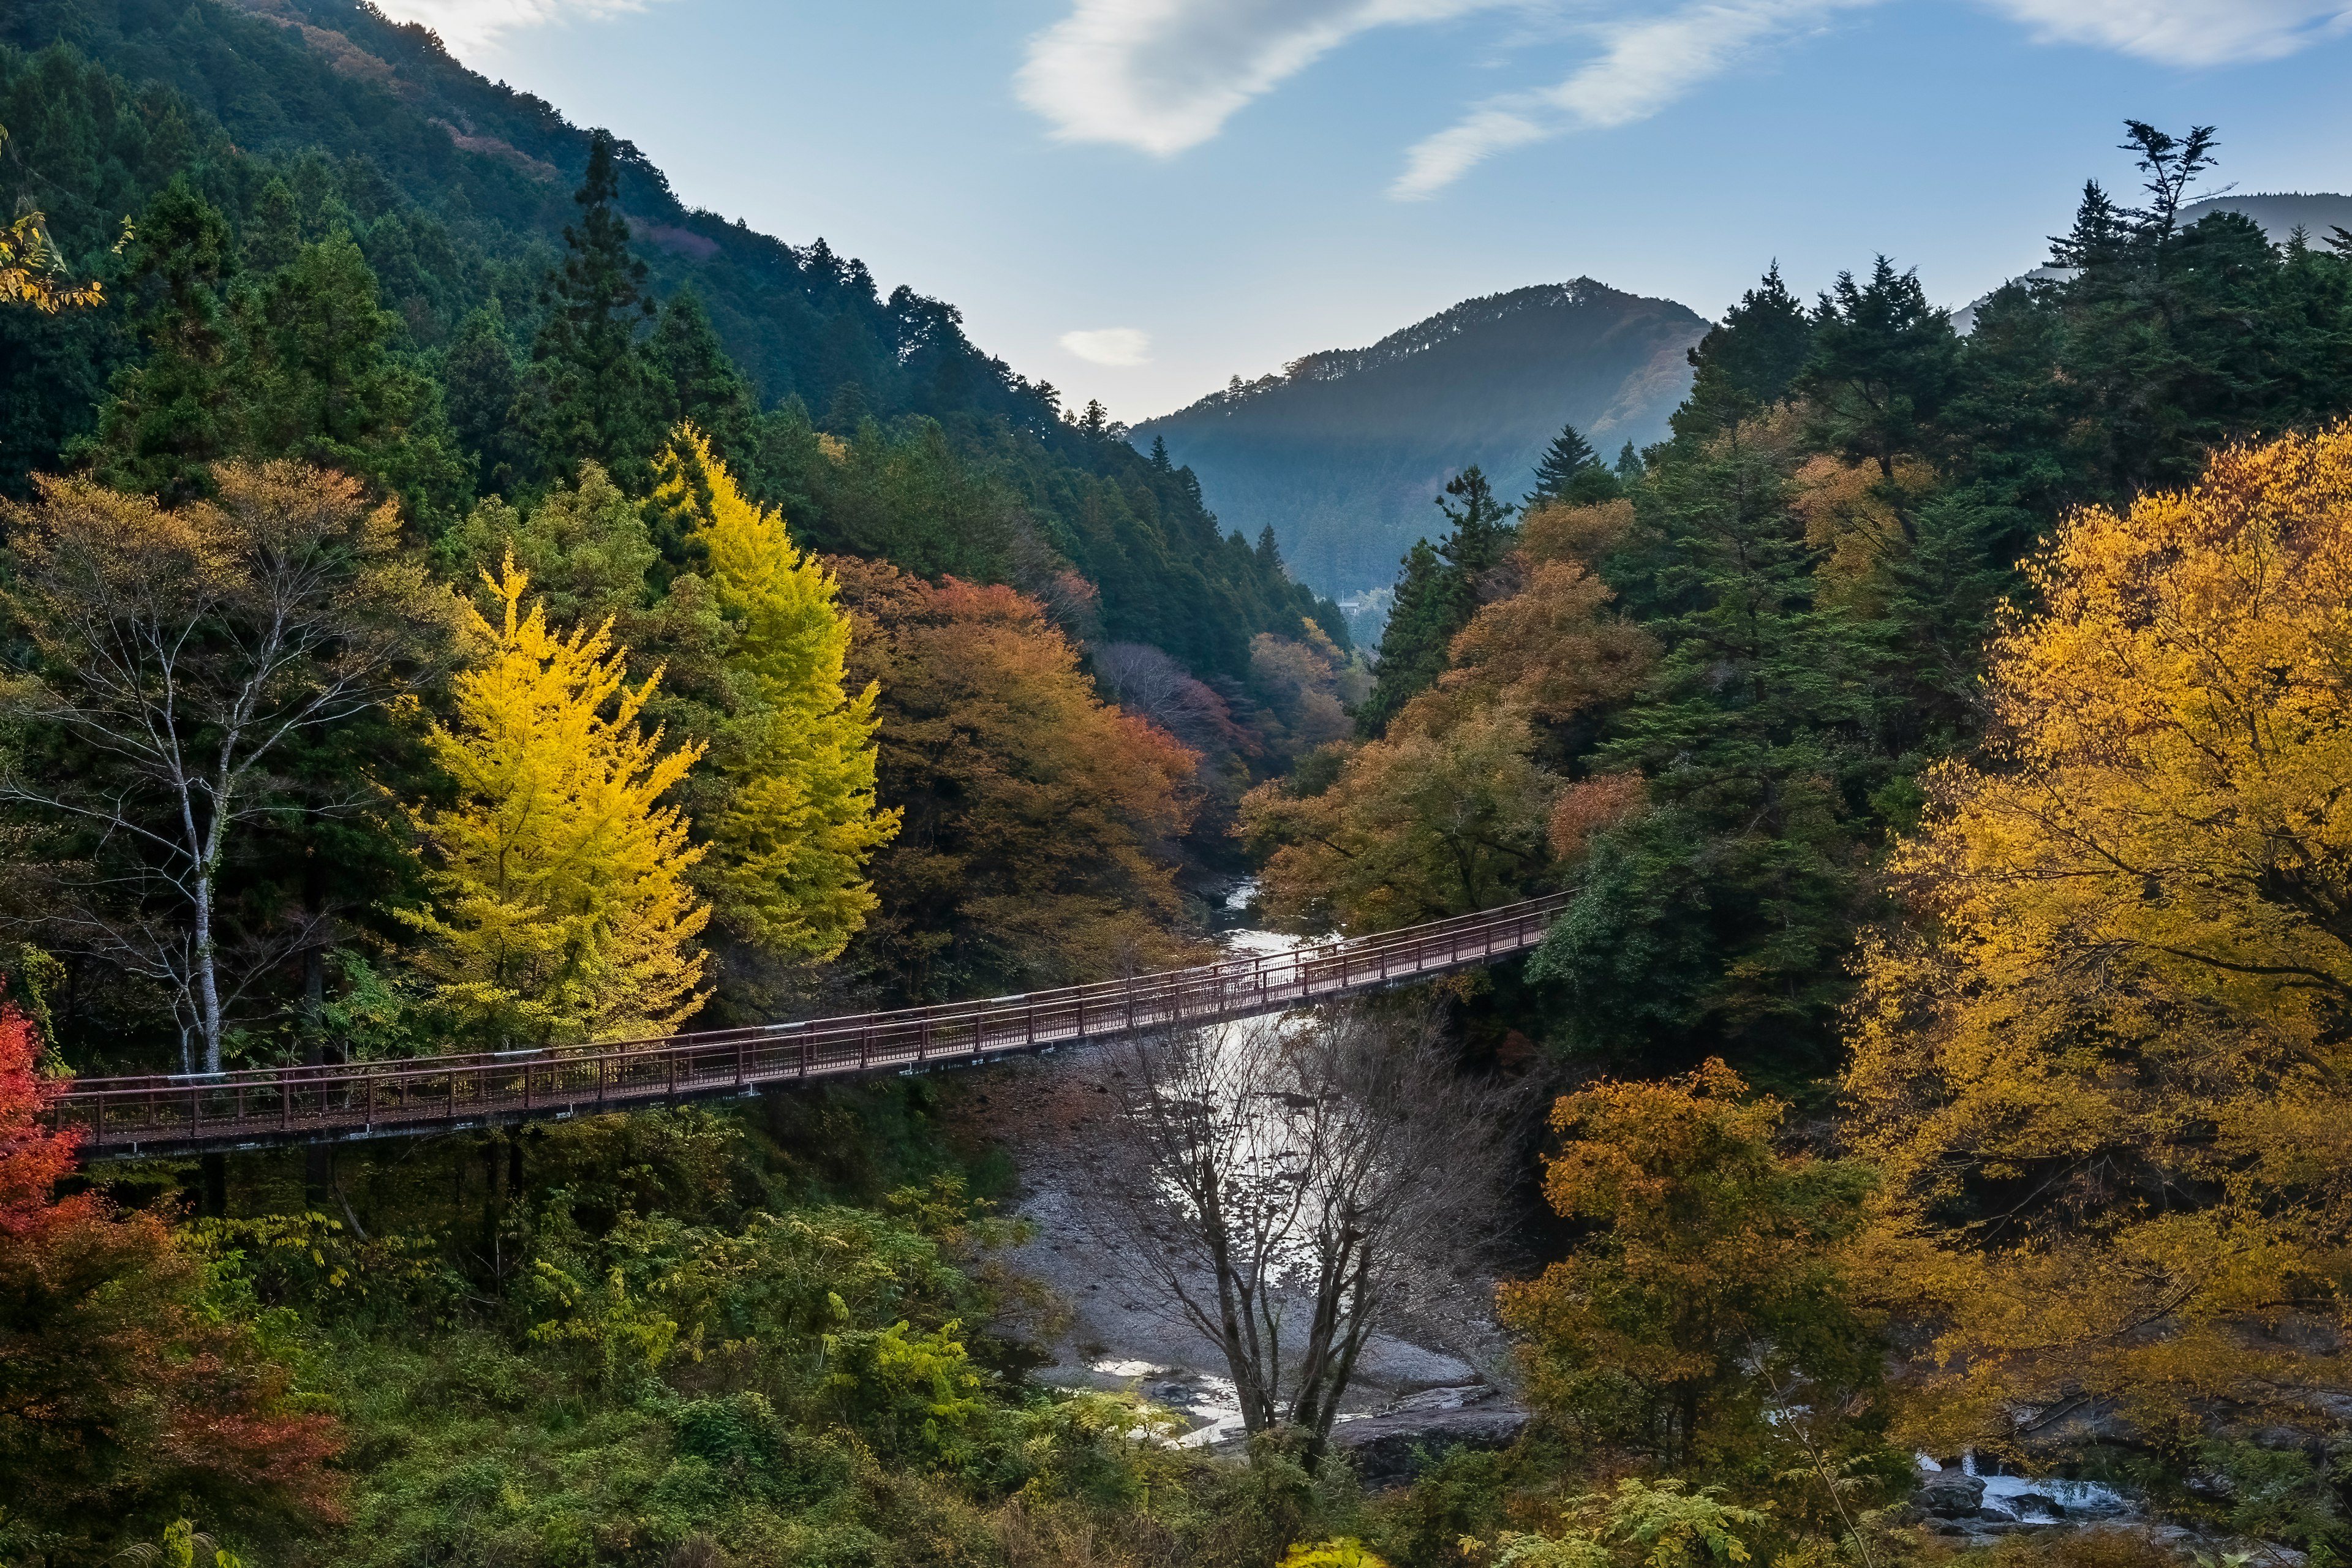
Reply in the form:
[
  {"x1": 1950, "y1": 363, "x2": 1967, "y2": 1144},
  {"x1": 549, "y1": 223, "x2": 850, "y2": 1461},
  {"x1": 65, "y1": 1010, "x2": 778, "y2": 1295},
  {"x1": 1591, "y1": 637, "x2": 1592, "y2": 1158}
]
[{"x1": 303, "y1": 939, "x2": 331, "y2": 1207}]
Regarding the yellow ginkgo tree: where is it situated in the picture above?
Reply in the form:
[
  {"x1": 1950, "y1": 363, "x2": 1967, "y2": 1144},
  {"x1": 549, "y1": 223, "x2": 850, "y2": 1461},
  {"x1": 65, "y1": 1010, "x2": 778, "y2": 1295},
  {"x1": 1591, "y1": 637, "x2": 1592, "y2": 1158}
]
[
  {"x1": 1848, "y1": 424, "x2": 2352, "y2": 1450},
  {"x1": 653, "y1": 423, "x2": 899, "y2": 962},
  {"x1": 401, "y1": 553, "x2": 711, "y2": 1045}
]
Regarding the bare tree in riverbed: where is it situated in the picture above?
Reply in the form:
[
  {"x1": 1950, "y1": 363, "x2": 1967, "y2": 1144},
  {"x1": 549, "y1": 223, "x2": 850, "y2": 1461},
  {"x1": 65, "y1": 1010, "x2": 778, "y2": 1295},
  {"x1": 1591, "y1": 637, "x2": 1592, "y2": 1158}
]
[{"x1": 1095, "y1": 1002, "x2": 1524, "y2": 1469}]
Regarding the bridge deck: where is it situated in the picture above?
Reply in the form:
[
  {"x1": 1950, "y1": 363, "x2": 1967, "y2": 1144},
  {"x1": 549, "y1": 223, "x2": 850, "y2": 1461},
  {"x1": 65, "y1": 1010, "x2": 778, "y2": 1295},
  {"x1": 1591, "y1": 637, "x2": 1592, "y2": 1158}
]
[{"x1": 50, "y1": 896, "x2": 1566, "y2": 1158}]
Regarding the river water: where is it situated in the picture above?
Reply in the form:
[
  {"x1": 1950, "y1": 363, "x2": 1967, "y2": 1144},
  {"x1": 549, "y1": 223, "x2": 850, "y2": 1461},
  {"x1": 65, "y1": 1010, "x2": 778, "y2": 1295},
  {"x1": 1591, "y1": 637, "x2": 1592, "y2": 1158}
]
[{"x1": 974, "y1": 878, "x2": 1493, "y2": 1444}]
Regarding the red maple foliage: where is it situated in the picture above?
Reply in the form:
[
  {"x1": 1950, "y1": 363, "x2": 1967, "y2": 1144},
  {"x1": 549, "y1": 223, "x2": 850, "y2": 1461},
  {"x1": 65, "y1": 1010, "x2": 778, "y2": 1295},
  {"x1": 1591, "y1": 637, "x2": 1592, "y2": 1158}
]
[
  {"x1": 0, "y1": 994, "x2": 345, "y2": 1562},
  {"x1": 0, "y1": 997, "x2": 85, "y2": 1235}
]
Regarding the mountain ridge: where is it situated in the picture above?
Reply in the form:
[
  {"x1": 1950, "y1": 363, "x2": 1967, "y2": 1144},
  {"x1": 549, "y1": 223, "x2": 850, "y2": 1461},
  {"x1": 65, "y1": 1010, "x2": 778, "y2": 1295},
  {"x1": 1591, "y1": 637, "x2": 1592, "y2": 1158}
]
[{"x1": 1136, "y1": 280, "x2": 1705, "y2": 597}]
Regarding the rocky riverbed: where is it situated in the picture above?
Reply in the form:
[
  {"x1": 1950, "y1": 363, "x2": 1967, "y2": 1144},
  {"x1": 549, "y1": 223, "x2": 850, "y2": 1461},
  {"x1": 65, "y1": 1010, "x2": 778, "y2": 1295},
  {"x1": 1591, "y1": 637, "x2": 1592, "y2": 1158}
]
[{"x1": 946, "y1": 886, "x2": 1531, "y2": 1474}]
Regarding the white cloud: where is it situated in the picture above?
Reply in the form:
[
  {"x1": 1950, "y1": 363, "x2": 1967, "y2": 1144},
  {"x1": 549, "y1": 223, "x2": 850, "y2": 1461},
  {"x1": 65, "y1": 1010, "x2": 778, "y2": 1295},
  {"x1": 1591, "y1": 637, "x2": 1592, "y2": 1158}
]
[
  {"x1": 1980, "y1": 0, "x2": 2352, "y2": 66},
  {"x1": 1017, "y1": 0, "x2": 1519, "y2": 156},
  {"x1": 369, "y1": 0, "x2": 662, "y2": 52},
  {"x1": 1061, "y1": 327, "x2": 1155, "y2": 366},
  {"x1": 1393, "y1": 0, "x2": 1877, "y2": 198}
]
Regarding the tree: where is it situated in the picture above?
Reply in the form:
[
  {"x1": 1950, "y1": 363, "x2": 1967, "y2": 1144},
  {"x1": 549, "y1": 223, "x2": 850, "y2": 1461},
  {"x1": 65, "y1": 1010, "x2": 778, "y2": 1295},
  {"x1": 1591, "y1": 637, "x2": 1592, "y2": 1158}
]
[
  {"x1": 1534, "y1": 410, "x2": 1885, "y2": 1080},
  {"x1": 1526, "y1": 421, "x2": 1619, "y2": 508},
  {"x1": 0, "y1": 463, "x2": 456, "y2": 1074},
  {"x1": 652, "y1": 424, "x2": 897, "y2": 963},
  {"x1": 440, "y1": 300, "x2": 528, "y2": 498},
  {"x1": 0, "y1": 998, "x2": 342, "y2": 1561},
  {"x1": 1847, "y1": 426, "x2": 2352, "y2": 1455},
  {"x1": 522, "y1": 130, "x2": 665, "y2": 491},
  {"x1": 1798, "y1": 256, "x2": 1960, "y2": 492},
  {"x1": 1357, "y1": 467, "x2": 1516, "y2": 737},
  {"x1": 1673, "y1": 263, "x2": 1814, "y2": 442},
  {"x1": 240, "y1": 233, "x2": 467, "y2": 530},
  {"x1": 78, "y1": 180, "x2": 241, "y2": 504},
  {"x1": 400, "y1": 556, "x2": 712, "y2": 1046},
  {"x1": 1242, "y1": 702, "x2": 1558, "y2": 933},
  {"x1": 2119, "y1": 119, "x2": 2219, "y2": 244},
  {"x1": 1500, "y1": 1062, "x2": 1881, "y2": 1472},
  {"x1": 1092, "y1": 1006, "x2": 1521, "y2": 1471},
  {"x1": 834, "y1": 560, "x2": 1199, "y2": 1001}
]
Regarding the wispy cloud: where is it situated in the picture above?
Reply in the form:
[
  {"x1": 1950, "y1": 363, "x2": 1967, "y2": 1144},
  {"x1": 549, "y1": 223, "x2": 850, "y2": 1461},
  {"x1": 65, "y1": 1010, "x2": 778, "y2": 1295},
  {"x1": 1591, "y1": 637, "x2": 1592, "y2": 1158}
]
[
  {"x1": 1019, "y1": 0, "x2": 2352, "y2": 203},
  {"x1": 1393, "y1": 0, "x2": 1877, "y2": 198},
  {"x1": 1980, "y1": 0, "x2": 2352, "y2": 66},
  {"x1": 371, "y1": 0, "x2": 663, "y2": 52},
  {"x1": 1061, "y1": 327, "x2": 1155, "y2": 366},
  {"x1": 1017, "y1": 0, "x2": 1519, "y2": 157}
]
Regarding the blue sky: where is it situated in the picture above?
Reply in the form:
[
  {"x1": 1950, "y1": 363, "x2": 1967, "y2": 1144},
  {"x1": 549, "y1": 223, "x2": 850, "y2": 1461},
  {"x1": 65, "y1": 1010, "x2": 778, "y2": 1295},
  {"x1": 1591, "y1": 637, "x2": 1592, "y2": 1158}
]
[{"x1": 371, "y1": 1, "x2": 2352, "y2": 421}]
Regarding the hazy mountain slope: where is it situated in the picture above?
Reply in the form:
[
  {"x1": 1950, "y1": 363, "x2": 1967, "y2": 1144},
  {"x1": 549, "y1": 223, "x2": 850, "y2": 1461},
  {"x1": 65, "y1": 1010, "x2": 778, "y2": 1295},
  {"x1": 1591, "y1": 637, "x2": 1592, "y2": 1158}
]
[
  {"x1": 1135, "y1": 281, "x2": 1706, "y2": 597},
  {"x1": 2179, "y1": 191, "x2": 2352, "y2": 241}
]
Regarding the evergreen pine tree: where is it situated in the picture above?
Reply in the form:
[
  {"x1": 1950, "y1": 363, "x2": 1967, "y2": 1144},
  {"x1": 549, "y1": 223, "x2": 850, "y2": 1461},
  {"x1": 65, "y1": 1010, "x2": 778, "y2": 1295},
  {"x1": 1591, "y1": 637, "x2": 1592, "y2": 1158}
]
[
  {"x1": 1525, "y1": 421, "x2": 1621, "y2": 507},
  {"x1": 1355, "y1": 540, "x2": 1449, "y2": 739},
  {"x1": 243, "y1": 233, "x2": 468, "y2": 530},
  {"x1": 522, "y1": 130, "x2": 664, "y2": 492},
  {"x1": 442, "y1": 300, "x2": 528, "y2": 499},
  {"x1": 1672, "y1": 263, "x2": 1814, "y2": 443},
  {"x1": 1355, "y1": 467, "x2": 1517, "y2": 737},
  {"x1": 649, "y1": 287, "x2": 757, "y2": 460},
  {"x1": 1255, "y1": 524, "x2": 1284, "y2": 575},
  {"x1": 1797, "y1": 256, "x2": 1960, "y2": 483},
  {"x1": 1535, "y1": 429, "x2": 1883, "y2": 1079}
]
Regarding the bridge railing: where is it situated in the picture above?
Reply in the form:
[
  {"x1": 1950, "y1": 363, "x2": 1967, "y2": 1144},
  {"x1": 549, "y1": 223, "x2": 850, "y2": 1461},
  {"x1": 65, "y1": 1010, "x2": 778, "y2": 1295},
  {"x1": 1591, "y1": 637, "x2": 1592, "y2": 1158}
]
[{"x1": 49, "y1": 894, "x2": 1568, "y2": 1152}]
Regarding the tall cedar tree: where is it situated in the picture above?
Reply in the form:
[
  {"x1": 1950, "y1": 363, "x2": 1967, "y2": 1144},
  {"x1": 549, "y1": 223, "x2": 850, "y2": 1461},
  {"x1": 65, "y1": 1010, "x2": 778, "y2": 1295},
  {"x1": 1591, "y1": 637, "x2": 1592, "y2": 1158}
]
[
  {"x1": 1533, "y1": 413, "x2": 1884, "y2": 1083},
  {"x1": 524, "y1": 130, "x2": 665, "y2": 493},
  {"x1": 79, "y1": 179, "x2": 240, "y2": 503},
  {"x1": 1357, "y1": 466, "x2": 1514, "y2": 737},
  {"x1": 1671, "y1": 262, "x2": 1814, "y2": 443}
]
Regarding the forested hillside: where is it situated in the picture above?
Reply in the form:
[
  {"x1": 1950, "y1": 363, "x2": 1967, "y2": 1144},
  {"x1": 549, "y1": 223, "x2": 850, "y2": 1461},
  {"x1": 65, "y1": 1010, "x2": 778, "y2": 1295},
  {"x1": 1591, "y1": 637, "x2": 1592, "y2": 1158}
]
[
  {"x1": 1136, "y1": 281, "x2": 1705, "y2": 596},
  {"x1": 0, "y1": 0, "x2": 1343, "y2": 679}
]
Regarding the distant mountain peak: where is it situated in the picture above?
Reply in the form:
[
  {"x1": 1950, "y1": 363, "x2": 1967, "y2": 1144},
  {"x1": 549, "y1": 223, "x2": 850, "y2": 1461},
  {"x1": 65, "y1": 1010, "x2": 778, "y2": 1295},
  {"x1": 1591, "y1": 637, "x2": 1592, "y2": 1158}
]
[
  {"x1": 1139, "y1": 280, "x2": 1705, "y2": 597},
  {"x1": 1180, "y1": 279, "x2": 1678, "y2": 420}
]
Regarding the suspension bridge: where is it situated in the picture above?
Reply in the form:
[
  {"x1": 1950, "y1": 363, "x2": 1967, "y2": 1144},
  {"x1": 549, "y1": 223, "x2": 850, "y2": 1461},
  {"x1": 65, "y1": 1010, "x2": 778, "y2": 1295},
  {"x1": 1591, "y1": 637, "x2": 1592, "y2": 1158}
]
[{"x1": 47, "y1": 895, "x2": 1567, "y2": 1159}]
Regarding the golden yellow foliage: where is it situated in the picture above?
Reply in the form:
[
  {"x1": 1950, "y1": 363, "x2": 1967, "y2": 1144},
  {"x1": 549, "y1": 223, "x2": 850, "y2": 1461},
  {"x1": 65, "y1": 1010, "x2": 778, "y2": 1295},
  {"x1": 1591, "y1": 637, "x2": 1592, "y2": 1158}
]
[
  {"x1": 401, "y1": 554, "x2": 710, "y2": 1044},
  {"x1": 1787, "y1": 453, "x2": 1937, "y2": 605},
  {"x1": 1846, "y1": 426, "x2": 2352, "y2": 1450},
  {"x1": 1242, "y1": 501, "x2": 1648, "y2": 932},
  {"x1": 1241, "y1": 701, "x2": 1557, "y2": 932},
  {"x1": 652, "y1": 424, "x2": 897, "y2": 962}
]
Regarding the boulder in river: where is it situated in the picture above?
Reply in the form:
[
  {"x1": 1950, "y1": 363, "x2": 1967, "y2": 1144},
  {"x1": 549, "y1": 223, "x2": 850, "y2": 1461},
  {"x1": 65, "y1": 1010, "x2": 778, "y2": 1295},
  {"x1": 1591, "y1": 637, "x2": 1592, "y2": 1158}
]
[{"x1": 1329, "y1": 1385, "x2": 1530, "y2": 1487}]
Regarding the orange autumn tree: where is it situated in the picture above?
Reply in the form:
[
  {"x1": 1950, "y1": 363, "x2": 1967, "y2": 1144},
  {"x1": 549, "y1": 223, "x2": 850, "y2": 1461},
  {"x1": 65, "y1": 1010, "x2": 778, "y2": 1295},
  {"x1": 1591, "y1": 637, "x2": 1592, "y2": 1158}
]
[
  {"x1": 0, "y1": 998, "x2": 341, "y2": 1563},
  {"x1": 1847, "y1": 426, "x2": 2352, "y2": 1452},
  {"x1": 1240, "y1": 499, "x2": 1649, "y2": 932},
  {"x1": 833, "y1": 560, "x2": 1199, "y2": 1001},
  {"x1": 1501, "y1": 1061, "x2": 1880, "y2": 1474}
]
